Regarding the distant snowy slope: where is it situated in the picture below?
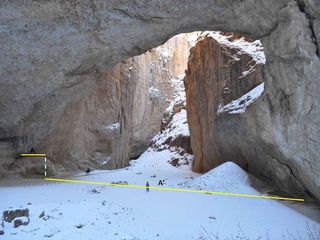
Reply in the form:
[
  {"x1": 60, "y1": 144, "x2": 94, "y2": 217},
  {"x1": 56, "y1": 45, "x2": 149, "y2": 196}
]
[
  {"x1": 151, "y1": 76, "x2": 190, "y2": 150},
  {"x1": 166, "y1": 76, "x2": 186, "y2": 114},
  {"x1": 151, "y1": 109, "x2": 189, "y2": 147}
]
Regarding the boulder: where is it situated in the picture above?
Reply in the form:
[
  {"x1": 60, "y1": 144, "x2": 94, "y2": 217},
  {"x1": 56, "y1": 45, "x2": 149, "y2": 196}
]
[
  {"x1": 13, "y1": 217, "x2": 30, "y2": 228},
  {"x1": 39, "y1": 211, "x2": 45, "y2": 219},
  {"x1": 2, "y1": 208, "x2": 29, "y2": 223}
]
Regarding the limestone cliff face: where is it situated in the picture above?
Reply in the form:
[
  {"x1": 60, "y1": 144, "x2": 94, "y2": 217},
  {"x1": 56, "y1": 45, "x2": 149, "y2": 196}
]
[
  {"x1": 40, "y1": 61, "x2": 125, "y2": 172},
  {"x1": 185, "y1": 33, "x2": 263, "y2": 173},
  {"x1": 0, "y1": 0, "x2": 287, "y2": 159},
  {"x1": 185, "y1": 30, "x2": 319, "y2": 200},
  {"x1": 130, "y1": 33, "x2": 199, "y2": 159},
  {"x1": 0, "y1": 33, "x2": 198, "y2": 176}
]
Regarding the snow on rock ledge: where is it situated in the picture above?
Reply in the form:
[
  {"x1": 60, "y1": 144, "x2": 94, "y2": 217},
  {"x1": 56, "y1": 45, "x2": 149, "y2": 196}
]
[
  {"x1": 152, "y1": 109, "x2": 189, "y2": 147},
  {"x1": 203, "y1": 31, "x2": 266, "y2": 64},
  {"x1": 218, "y1": 82, "x2": 265, "y2": 114}
]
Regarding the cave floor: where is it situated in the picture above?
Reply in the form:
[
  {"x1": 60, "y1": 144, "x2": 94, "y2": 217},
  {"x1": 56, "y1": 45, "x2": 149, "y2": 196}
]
[{"x1": 0, "y1": 148, "x2": 319, "y2": 240}]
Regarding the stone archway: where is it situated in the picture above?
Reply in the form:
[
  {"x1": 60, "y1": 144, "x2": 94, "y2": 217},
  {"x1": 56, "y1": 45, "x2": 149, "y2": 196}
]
[{"x1": 0, "y1": 0, "x2": 319, "y2": 200}]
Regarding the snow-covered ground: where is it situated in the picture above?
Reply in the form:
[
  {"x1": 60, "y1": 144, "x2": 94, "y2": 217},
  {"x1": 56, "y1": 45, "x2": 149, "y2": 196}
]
[{"x1": 1, "y1": 149, "x2": 319, "y2": 240}]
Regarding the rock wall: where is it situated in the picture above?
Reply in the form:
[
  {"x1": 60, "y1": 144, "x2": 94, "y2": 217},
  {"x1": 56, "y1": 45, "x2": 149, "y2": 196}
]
[
  {"x1": 257, "y1": 1, "x2": 320, "y2": 200},
  {"x1": 185, "y1": 33, "x2": 263, "y2": 173},
  {"x1": 0, "y1": 32, "x2": 198, "y2": 177},
  {"x1": 130, "y1": 33, "x2": 199, "y2": 159},
  {"x1": 0, "y1": 0, "x2": 286, "y2": 157},
  {"x1": 185, "y1": 28, "x2": 320, "y2": 200}
]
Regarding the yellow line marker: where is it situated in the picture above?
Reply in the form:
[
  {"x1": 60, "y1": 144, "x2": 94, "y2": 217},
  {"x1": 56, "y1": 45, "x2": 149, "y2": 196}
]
[
  {"x1": 21, "y1": 153, "x2": 47, "y2": 157},
  {"x1": 45, "y1": 177, "x2": 305, "y2": 202}
]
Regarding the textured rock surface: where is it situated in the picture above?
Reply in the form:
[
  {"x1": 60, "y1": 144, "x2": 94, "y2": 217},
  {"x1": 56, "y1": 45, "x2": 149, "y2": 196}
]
[
  {"x1": 0, "y1": 32, "x2": 198, "y2": 176},
  {"x1": 0, "y1": 1, "x2": 319, "y2": 200},
  {"x1": 185, "y1": 25, "x2": 320, "y2": 200},
  {"x1": 0, "y1": 0, "x2": 285, "y2": 154},
  {"x1": 56, "y1": 32, "x2": 197, "y2": 171},
  {"x1": 129, "y1": 33, "x2": 198, "y2": 160},
  {"x1": 185, "y1": 34, "x2": 263, "y2": 172}
]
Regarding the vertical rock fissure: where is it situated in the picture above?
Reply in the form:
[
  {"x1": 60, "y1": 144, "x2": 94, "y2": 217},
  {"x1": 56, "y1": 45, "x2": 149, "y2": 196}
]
[
  {"x1": 262, "y1": 147, "x2": 307, "y2": 196},
  {"x1": 296, "y1": 0, "x2": 320, "y2": 57}
]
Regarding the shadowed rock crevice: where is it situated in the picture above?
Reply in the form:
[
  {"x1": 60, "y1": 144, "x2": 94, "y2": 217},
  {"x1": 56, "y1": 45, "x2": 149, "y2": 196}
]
[{"x1": 296, "y1": 0, "x2": 320, "y2": 57}]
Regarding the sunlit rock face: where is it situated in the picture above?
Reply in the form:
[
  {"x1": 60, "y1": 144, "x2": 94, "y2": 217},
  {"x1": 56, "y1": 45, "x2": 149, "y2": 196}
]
[
  {"x1": 0, "y1": 1, "x2": 319, "y2": 201},
  {"x1": 184, "y1": 33, "x2": 263, "y2": 173}
]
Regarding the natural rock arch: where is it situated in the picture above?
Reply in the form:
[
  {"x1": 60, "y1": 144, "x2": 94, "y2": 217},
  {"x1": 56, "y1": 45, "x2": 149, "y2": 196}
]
[{"x1": 0, "y1": 0, "x2": 319, "y2": 200}]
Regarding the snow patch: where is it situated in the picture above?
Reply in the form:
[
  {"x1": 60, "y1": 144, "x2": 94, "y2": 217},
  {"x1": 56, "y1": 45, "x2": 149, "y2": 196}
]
[
  {"x1": 148, "y1": 86, "x2": 162, "y2": 98},
  {"x1": 166, "y1": 76, "x2": 186, "y2": 113},
  {"x1": 105, "y1": 122, "x2": 120, "y2": 131},
  {"x1": 180, "y1": 162, "x2": 253, "y2": 193},
  {"x1": 100, "y1": 157, "x2": 111, "y2": 165},
  {"x1": 152, "y1": 109, "x2": 189, "y2": 148}
]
